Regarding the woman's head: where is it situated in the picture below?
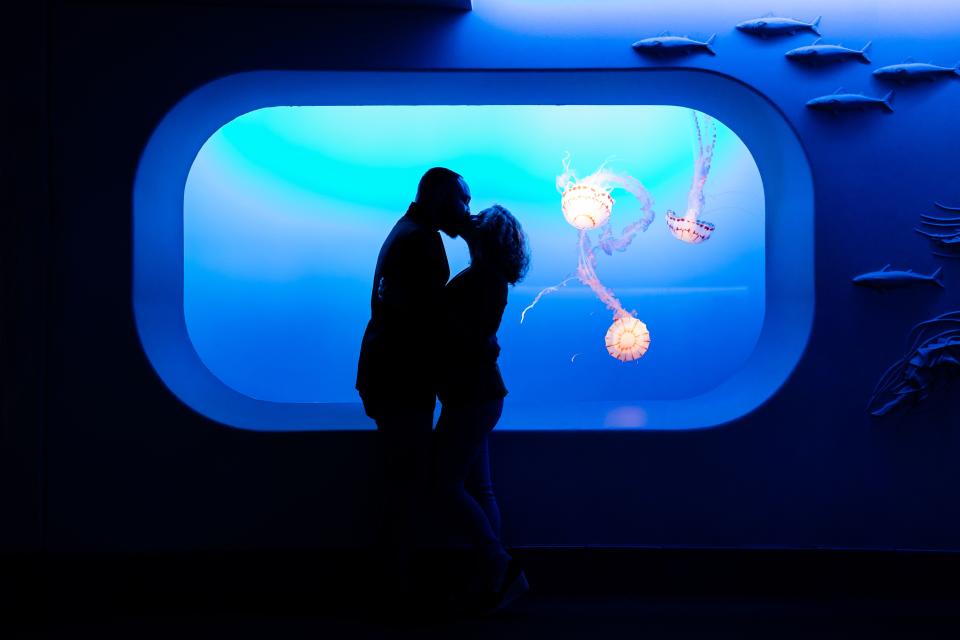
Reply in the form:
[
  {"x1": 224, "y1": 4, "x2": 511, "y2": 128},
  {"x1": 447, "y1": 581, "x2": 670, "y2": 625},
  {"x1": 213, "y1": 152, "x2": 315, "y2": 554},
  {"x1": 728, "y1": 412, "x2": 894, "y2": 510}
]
[{"x1": 468, "y1": 204, "x2": 531, "y2": 285}]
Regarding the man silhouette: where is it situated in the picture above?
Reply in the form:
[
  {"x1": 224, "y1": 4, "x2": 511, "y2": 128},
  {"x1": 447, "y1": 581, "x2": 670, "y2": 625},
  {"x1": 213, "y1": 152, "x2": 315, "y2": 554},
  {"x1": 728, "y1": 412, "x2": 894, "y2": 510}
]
[{"x1": 356, "y1": 167, "x2": 471, "y2": 599}]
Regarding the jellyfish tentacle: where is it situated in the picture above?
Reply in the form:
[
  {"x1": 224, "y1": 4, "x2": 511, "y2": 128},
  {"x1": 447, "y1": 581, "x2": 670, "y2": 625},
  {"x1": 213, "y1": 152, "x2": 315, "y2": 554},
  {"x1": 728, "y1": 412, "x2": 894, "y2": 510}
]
[
  {"x1": 519, "y1": 274, "x2": 577, "y2": 324},
  {"x1": 576, "y1": 230, "x2": 628, "y2": 318},
  {"x1": 556, "y1": 150, "x2": 577, "y2": 193}
]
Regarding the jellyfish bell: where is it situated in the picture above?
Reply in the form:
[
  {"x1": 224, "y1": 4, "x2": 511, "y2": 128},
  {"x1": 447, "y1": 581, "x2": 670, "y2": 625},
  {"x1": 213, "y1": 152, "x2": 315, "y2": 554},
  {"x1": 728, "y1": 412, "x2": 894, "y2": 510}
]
[
  {"x1": 605, "y1": 315, "x2": 651, "y2": 362},
  {"x1": 665, "y1": 209, "x2": 715, "y2": 244},
  {"x1": 561, "y1": 183, "x2": 615, "y2": 230}
]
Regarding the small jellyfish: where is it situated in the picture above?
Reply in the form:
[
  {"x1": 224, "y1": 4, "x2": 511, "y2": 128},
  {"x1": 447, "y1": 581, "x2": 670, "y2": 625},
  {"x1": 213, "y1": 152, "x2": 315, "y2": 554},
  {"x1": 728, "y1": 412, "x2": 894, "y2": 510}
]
[
  {"x1": 665, "y1": 211, "x2": 716, "y2": 244},
  {"x1": 667, "y1": 112, "x2": 718, "y2": 244},
  {"x1": 605, "y1": 314, "x2": 651, "y2": 362}
]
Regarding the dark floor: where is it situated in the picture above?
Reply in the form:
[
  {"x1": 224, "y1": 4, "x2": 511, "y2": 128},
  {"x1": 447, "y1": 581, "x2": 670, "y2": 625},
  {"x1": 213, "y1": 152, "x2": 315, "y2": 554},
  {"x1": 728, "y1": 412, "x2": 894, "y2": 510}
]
[
  {"x1": 6, "y1": 548, "x2": 960, "y2": 638},
  {"x1": 10, "y1": 597, "x2": 960, "y2": 639}
]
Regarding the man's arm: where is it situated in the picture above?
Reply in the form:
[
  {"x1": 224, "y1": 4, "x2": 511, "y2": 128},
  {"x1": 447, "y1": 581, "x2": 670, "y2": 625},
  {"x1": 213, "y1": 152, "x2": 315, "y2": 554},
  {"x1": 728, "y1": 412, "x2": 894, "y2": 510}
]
[{"x1": 377, "y1": 231, "x2": 445, "y2": 349}]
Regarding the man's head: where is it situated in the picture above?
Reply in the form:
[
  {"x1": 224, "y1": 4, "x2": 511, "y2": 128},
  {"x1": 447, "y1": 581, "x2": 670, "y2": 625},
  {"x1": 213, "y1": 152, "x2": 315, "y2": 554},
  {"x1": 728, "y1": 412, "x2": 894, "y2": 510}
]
[{"x1": 415, "y1": 167, "x2": 471, "y2": 238}]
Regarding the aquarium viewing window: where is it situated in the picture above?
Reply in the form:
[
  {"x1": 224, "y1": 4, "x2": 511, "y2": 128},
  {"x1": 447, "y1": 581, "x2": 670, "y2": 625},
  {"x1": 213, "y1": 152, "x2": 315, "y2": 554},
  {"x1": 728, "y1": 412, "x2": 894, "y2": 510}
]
[{"x1": 133, "y1": 70, "x2": 814, "y2": 431}]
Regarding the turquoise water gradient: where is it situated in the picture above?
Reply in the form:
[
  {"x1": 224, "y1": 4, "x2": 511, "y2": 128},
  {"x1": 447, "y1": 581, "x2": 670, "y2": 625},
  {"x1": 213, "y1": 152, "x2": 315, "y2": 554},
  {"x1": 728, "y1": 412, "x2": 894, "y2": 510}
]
[{"x1": 184, "y1": 106, "x2": 764, "y2": 404}]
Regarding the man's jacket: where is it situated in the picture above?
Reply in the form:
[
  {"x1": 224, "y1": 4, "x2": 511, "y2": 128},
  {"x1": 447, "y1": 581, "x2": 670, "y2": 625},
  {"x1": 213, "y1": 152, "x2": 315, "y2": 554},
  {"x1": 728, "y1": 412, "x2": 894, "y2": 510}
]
[{"x1": 356, "y1": 203, "x2": 449, "y2": 417}]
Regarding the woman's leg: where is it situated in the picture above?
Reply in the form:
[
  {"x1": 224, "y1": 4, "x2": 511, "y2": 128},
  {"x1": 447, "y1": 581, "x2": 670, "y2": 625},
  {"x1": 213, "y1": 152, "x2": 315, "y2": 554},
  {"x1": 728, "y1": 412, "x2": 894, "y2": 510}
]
[
  {"x1": 433, "y1": 398, "x2": 509, "y2": 591},
  {"x1": 465, "y1": 435, "x2": 501, "y2": 540}
]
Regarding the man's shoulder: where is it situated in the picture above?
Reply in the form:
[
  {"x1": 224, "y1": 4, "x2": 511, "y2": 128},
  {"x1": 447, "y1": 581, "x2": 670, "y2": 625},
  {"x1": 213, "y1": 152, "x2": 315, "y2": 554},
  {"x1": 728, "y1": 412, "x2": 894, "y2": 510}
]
[
  {"x1": 377, "y1": 215, "x2": 444, "y2": 280},
  {"x1": 387, "y1": 215, "x2": 440, "y2": 251}
]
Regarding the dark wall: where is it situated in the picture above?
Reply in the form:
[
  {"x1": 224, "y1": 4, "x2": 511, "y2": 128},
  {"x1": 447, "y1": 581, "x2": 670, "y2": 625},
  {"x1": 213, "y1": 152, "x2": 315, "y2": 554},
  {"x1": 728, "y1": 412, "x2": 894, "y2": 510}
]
[
  {"x1": 6, "y1": 1, "x2": 960, "y2": 553},
  {"x1": 2, "y1": 3, "x2": 48, "y2": 552}
]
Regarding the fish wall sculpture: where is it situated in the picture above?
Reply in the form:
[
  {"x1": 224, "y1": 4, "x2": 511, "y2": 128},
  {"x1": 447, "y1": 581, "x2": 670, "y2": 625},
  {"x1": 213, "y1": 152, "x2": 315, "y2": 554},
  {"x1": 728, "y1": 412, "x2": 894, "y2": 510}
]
[
  {"x1": 873, "y1": 61, "x2": 960, "y2": 84},
  {"x1": 806, "y1": 89, "x2": 894, "y2": 114},
  {"x1": 915, "y1": 202, "x2": 960, "y2": 258},
  {"x1": 632, "y1": 34, "x2": 717, "y2": 57},
  {"x1": 785, "y1": 39, "x2": 871, "y2": 65},
  {"x1": 852, "y1": 265, "x2": 944, "y2": 290},
  {"x1": 868, "y1": 311, "x2": 960, "y2": 416},
  {"x1": 736, "y1": 15, "x2": 821, "y2": 38},
  {"x1": 904, "y1": 201, "x2": 960, "y2": 260}
]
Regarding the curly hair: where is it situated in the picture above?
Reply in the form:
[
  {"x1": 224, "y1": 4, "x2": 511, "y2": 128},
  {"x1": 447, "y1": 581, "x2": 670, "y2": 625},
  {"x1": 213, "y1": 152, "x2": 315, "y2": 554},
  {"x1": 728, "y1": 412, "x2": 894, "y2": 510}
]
[{"x1": 469, "y1": 204, "x2": 531, "y2": 285}]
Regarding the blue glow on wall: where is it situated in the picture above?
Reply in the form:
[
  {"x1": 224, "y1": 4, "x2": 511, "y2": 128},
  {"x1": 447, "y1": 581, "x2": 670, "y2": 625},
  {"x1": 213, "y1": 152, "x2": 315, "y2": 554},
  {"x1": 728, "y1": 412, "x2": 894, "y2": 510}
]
[{"x1": 184, "y1": 105, "x2": 765, "y2": 406}]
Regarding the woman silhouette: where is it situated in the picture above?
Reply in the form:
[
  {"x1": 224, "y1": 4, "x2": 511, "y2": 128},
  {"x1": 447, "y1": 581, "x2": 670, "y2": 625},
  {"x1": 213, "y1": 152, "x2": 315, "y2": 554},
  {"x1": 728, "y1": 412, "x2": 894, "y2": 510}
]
[{"x1": 433, "y1": 204, "x2": 531, "y2": 611}]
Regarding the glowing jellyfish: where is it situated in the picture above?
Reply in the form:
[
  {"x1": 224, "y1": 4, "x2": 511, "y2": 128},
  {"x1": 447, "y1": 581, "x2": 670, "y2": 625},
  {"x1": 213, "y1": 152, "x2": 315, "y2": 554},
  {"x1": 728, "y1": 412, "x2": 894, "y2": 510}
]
[
  {"x1": 575, "y1": 229, "x2": 651, "y2": 361},
  {"x1": 666, "y1": 112, "x2": 718, "y2": 244},
  {"x1": 561, "y1": 184, "x2": 614, "y2": 230},
  {"x1": 605, "y1": 315, "x2": 651, "y2": 362},
  {"x1": 556, "y1": 152, "x2": 655, "y2": 232},
  {"x1": 665, "y1": 211, "x2": 716, "y2": 244}
]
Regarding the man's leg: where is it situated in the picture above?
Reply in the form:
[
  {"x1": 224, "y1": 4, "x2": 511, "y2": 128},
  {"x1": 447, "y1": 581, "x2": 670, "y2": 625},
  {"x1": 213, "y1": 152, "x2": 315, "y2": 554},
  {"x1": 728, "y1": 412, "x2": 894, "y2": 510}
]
[{"x1": 374, "y1": 405, "x2": 435, "y2": 596}]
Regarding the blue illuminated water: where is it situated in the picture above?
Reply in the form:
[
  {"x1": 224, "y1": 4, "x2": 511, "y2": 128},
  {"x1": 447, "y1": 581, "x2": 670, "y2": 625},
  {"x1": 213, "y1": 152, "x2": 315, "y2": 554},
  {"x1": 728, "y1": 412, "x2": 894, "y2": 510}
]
[{"x1": 184, "y1": 105, "x2": 764, "y2": 407}]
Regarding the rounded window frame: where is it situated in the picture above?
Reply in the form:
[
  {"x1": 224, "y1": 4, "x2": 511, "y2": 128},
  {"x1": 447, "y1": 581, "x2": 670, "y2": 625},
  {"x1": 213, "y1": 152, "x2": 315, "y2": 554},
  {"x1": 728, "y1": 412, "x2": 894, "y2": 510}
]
[{"x1": 133, "y1": 69, "x2": 814, "y2": 431}]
